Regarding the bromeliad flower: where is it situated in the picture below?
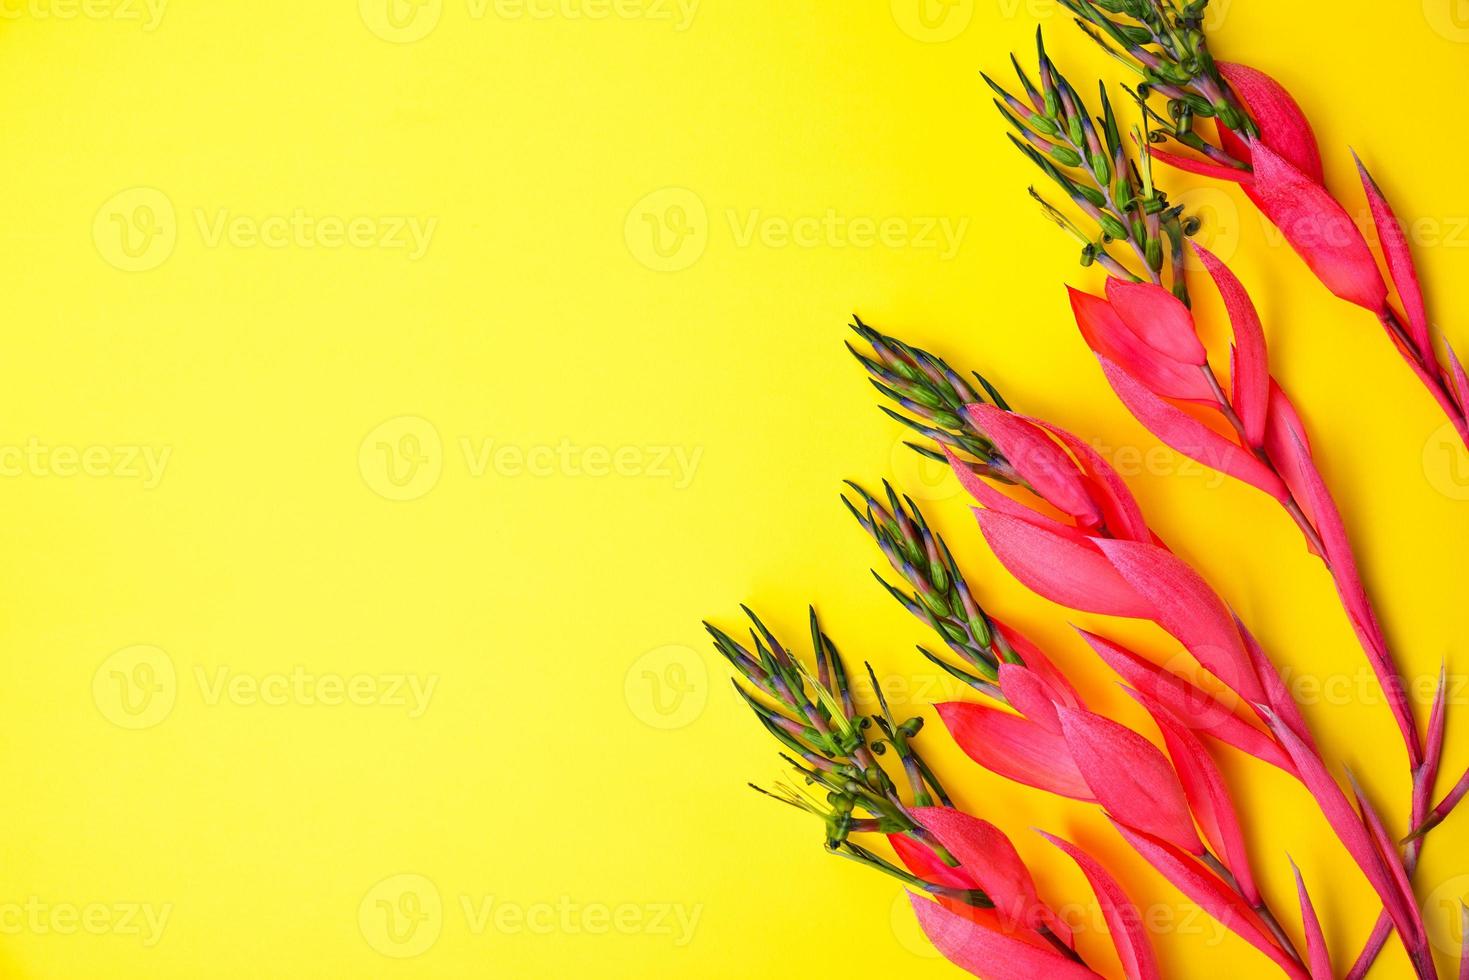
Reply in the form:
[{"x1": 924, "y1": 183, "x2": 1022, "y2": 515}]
[
  {"x1": 850, "y1": 324, "x2": 1454, "y2": 977},
  {"x1": 1054, "y1": 0, "x2": 1469, "y2": 447}
]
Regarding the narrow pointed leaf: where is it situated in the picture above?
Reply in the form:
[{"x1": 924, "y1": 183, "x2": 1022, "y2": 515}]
[
  {"x1": 1130, "y1": 688, "x2": 1261, "y2": 905},
  {"x1": 1192, "y1": 243, "x2": 1269, "y2": 447},
  {"x1": 907, "y1": 894, "x2": 1101, "y2": 980},
  {"x1": 1147, "y1": 145, "x2": 1249, "y2": 183},
  {"x1": 1040, "y1": 832, "x2": 1161, "y2": 980},
  {"x1": 1247, "y1": 140, "x2": 1388, "y2": 313},
  {"x1": 1112, "y1": 821, "x2": 1309, "y2": 980},
  {"x1": 998, "y1": 663, "x2": 1062, "y2": 733},
  {"x1": 1098, "y1": 357, "x2": 1289, "y2": 502},
  {"x1": 1106, "y1": 278, "x2": 1208, "y2": 366},
  {"x1": 1290, "y1": 862, "x2": 1333, "y2": 980},
  {"x1": 1093, "y1": 537, "x2": 1266, "y2": 704},
  {"x1": 1058, "y1": 707, "x2": 1204, "y2": 855},
  {"x1": 967, "y1": 404, "x2": 1102, "y2": 525},
  {"x1": 1069, "y1": 288, "x2": 1214, "y2": 401},
  {"x1": 936, "y1": 702, "x2": 1096, "y2": 801},
  {"x1": 914, "y1": 807, "x2": 1063, "y2": 941},
  {"x1": 974, "y1": 510, "x2": 1153, "y2": 618},
  {"x1": 1355, "y1": 155, "x2": 1434, "y2": 368},
  {"x1": 1216, "y1": 62, "x2": 1323, "y2": 183},
  {"x1": 1077, "y1": 628, "x2": 1292, "y2": 773}
]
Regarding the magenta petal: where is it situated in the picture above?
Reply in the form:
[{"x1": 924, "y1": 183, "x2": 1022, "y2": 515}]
[
  {"x1": 1460, "y1": 903, "x2": 1469, "y2": 980},
  {"x1": 1217, "y1": 62, "x2": 1323, "y2": 183},
  {"x1": 1445, "y1": 340, "x2": 1469, "y2": 417},
  {"x1": 1040, "y1": 832, "x2": 1161, "y2": 980},
  {"x1": 993, "y1": 620, "x2": 1082, "y2": 709},
  {"x1": 937, "y1": 702, "x2": 1096, "y2": 801},
  {"x1": 1348, "y1": 776, "x2": 1430, "y2": 957},
  {"x1": 913, "y1": 807, "x2": 1055, "y2": 938},
  {"x1": 945, "y1": 447, "x2": 1077, "y2": 534},
  {"x1": 967, "y1": 404, "x2": 1102, "y2": 524},
  {"x1": 974, "y1": 510, "x2": 1153, "y2": 618},
  {"x1": 1030, "y1": 419, "x2": 1152, "y2": 543},
  {"x1": 1129, "y1": 688, "x2": 1261, "y2": 906},
  {"x1": 1355, "y1": 155, "x2": 1435, "y2": 368},
  {"x1": 1111, "y1": 822, "x2": 1309, "y2": 980},
  {"x1": 1248, "y1": 140, "x2": 1389, "y2": 312},
  {"x1": 1069, "y1": 287, "x2": 1214, "y2": 402},
  {"x1": 1192, "y1": 244, "x2": 1270, "y2": 447},
  {"x1": 891, "y1": 833, "x2": 981, "y2": 892},
  {"x1": 1147, "y1": 144, "x2": 1249, "y2": 183},
  {"x1": 1098, "y1": 357, "x2": 1290, "y2": 502},
  {"x1": 1289, "y1": 862, "x2": 1333, "y2": 980},
  {"x1": 1258, "y1": 707, "x2": 1423, "y2": 958},
  {"x1": 907, "y1": 894, "x2": 1100, "y2": 980},
  {"x1": 998, "y1": 664, "x2": 1062, "y2": 733},
  {"x1": 1092, "y1": 537, "x2": 1266, "y2": 704},
  {"x1": 1106, "y1": 278, "x2": 1208, "y2": 366},
  {"x1": 1077, "y1": 628, "x2": 1292, "y2": 773},
  {"x1": 1058, "y1": 707, "x2": 1203, "y2": 855}
]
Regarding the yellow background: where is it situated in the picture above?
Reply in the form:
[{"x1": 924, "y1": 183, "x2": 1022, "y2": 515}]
[{"x1": 0, "y1": 0, "x2": 1465, "y2": 976}]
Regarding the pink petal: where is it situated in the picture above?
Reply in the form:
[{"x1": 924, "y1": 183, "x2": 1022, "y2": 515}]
[
  {"x1": 1348, "y1": 776, "x2": 1430, "y2": 958},
  {"x1": 1192, "y1": 244, "x2": 1270, "y2": 447},
  {"x1": 1069, "y1": 287, "x2": 1214, "y2": 402},
  {"x1": 1093, "y1": 537, "x2": 1266, "y2": 704},
  {"x1": 1248, "y1": 140, "x2": 1389, "y2": 313},
  {"x1": 1030, "y1": 419, "x2": 1152, "y2": 543},
  {"x1": 1445, "y1": 340, "x2": 1469, "y2": 417},
  {"x1": 998, "y1": 663, "x2": 1062, "y2": 733},
  {"x1": 1077, "y1": 628, "x2": 1293, "y2": 773},
  {"x1": 913, "y1": 807, "x2": 1059, "y2": 939},
  {"x1": 891, "y1": 833, "x2": 982, "y2": 892},
  {"x1": 1098, "y1": 357, "x2": 1290, "y2": 502},
  {"x1": 1129, "y1": 688, "x2": 1261, "y2": 906},
  {"x1": 1106, "y1": 278, "x2": 1208, "y2": 366},
  {"x1": 1111, "y1": 821, "x2": 1309, "y2": 980},
  {"x1": 974, "y1": 510, "x2": 1153, "y2": 618},
  {"x1": 1258, "y1": 707, "x2": 1423, "y2": 956},
  {"x1": 907, "y1": 894, "x2": 1100, "y2": 980},
  {"x1": 1261, "y1": 383, "x2": 1320, "y2": 535},
  {"x1": 967, "y1": 404, "x2": 1103, "y2": 525},
  {"x1": 1355, "y1": 154, "x2": 1435, "y2": 368},
  {"x1": 1217, "y1": 62, "x2": 1323, "y2": 183},
  {"x1": 946, "y1": 447, "x2": 1077, "y2": 533},
  {"x1": 1147, "y1": 145, "x2": 1249, "y2": 183},
  {"x1": 1057, "y1": 707, "x2": 1204, "y2": 856},
  {"x1": 937, "y1": 702, "x2": 1096, "y2": 801},
  {"x1": 993, "y1": 620, "x2": 1082, "y2": 709},
  {"x1": 1270, "y1": 419, "x2": 1421, "y2": 765},
  {"x1": 1235, "y1": 617, "x2": 1315, "y2": 747},
  {"x1": 1290, "y1": 862, "x2": 1333, "y2": 980},
  {"x1": 1039, "y1": 832, "x2": 1161, "y2": 980}
]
